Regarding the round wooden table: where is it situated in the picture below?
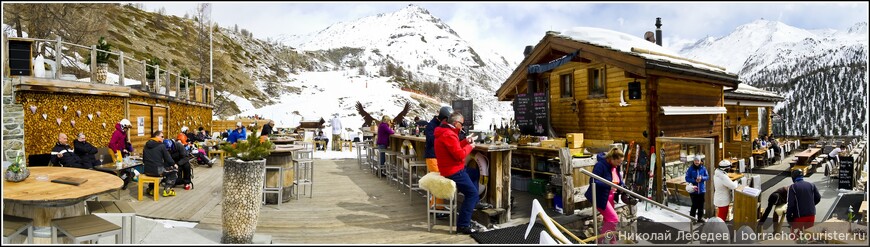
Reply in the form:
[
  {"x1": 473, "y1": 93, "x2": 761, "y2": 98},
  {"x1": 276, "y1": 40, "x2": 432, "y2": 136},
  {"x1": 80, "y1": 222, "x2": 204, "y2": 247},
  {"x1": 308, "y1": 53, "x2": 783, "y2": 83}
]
[{"x1": 3, "y1": 167, "x2": 123, "y2": 240}]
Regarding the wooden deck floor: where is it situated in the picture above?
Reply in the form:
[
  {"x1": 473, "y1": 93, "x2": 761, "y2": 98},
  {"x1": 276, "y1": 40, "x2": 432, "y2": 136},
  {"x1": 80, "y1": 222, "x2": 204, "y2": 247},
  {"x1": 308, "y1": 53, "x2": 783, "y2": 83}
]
[{"x1": 103, "y1": 158, "x2": 476, "y2": 244}]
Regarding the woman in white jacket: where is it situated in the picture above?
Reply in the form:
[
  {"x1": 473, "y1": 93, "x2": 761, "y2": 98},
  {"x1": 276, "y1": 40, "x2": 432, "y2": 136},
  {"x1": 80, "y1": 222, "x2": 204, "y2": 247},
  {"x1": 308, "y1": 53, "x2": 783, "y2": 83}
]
[{"x1": 713, "y1": 159, "x2": 740, "y2": 221}]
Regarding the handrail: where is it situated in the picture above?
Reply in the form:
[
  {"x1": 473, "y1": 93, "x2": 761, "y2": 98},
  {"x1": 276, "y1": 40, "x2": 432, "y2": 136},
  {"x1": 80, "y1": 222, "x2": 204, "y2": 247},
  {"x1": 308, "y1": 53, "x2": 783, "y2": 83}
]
[
  {"x1": 5, "y1": 36, "x2": 215, "y2": 104},
  {"x1": 578, "y1": 168, "x2": 696, "y2": 241}
]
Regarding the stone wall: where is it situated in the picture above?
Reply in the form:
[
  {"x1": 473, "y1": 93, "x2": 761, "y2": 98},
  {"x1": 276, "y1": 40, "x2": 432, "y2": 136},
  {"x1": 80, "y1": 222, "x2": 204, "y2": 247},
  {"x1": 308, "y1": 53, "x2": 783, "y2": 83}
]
[{"x1": 3, "y1": 77, "x2": 25, "y2": 162}]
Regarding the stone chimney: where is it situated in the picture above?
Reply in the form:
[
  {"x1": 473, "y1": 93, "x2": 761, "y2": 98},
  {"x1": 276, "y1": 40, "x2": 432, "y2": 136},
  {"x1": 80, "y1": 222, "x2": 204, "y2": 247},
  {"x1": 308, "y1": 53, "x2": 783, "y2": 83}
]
[{"x1": 523, "y1": 45, "x2": 534, "y2": 57}]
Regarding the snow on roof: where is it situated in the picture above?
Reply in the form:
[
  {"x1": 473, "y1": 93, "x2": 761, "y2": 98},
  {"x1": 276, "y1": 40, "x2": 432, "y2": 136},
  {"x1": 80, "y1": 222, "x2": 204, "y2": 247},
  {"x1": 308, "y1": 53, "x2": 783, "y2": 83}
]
[
  {"x1": 555, "y1": 27, "x2": 735, "y2": 76},
  {"x1": 725, "y1": 83, "x2": 784, "y2": 99}
]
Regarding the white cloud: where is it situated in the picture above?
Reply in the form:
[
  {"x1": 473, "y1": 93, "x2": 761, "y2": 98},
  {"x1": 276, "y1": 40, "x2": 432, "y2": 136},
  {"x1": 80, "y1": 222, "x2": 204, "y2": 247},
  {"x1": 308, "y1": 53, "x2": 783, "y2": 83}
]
[{"x1": 140, "y1": 2, "x2": 868, "y2": 65}]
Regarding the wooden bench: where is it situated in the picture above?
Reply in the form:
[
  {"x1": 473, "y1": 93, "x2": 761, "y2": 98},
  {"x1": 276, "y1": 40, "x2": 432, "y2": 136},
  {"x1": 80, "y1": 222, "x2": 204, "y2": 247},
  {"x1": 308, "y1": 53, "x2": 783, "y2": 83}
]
[
  {"x1": 51, "y1": 214, "x2": 122, "y2": 244},
  {"x1": 86, "y1": 201, "x2": 136, "y2": 244},
  {"x1": 208, "y1": 150, "x2": 226, "y2": 166},
  {"x1": 3, "y1": 215, "x2": 33, "y2": 244}
]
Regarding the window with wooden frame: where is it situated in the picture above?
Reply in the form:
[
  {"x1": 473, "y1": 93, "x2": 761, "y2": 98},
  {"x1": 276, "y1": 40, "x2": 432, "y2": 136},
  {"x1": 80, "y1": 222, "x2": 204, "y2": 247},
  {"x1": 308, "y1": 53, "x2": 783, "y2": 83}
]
[
  {"x1": 587, "y1": 66, "x2": 606, "y2": 98},
  {"x1": 559, "y1": 73, "x2": 573, "y2": 98}
]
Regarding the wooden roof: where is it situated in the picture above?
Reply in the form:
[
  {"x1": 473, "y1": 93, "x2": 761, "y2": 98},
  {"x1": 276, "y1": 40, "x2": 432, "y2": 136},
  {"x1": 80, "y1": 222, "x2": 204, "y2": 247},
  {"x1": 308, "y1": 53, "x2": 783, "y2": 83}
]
[{"x1": 496, "y1": 32, "x2": 740, "y2": 101}]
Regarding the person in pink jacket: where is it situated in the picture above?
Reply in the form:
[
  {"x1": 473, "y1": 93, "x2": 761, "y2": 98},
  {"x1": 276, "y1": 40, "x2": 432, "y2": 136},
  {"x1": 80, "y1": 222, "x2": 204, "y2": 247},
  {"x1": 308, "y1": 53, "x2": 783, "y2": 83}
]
[{"x1": 109, "y1": 119, "x2": 133, "y2": 157}]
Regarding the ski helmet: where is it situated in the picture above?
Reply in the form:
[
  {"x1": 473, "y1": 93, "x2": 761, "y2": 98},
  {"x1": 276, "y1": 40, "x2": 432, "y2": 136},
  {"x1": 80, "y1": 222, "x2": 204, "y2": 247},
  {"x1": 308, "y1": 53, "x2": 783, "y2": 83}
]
[{"x1": 438, "y1": 106, "x2": 453, "y2": 120}]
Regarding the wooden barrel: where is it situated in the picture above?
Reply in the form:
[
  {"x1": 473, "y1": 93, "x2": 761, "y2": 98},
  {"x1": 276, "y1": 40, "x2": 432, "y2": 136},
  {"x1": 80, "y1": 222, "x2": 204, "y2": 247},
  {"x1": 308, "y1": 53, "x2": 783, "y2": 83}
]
[{"x1": 265, "y1": 151, "x2": 295, "y2": 203}]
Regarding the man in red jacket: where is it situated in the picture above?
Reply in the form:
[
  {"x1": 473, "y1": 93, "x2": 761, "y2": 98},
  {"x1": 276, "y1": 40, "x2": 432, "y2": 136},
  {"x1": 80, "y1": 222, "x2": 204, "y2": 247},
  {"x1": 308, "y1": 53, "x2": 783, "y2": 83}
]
[{"x1": 434, "y1": 112, "x2": 478, "y2": 234}]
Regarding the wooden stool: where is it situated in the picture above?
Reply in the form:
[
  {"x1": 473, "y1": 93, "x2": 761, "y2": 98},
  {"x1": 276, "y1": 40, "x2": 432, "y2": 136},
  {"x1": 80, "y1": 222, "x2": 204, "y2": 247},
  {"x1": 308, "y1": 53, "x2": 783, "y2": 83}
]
[
  {"x1": 208, "y1": 150, "x2": 226, "y2": 166},
  {"x1": 137, "y1": 175, "x2": 161, "y2": 201},
  {"x1": 3, "y1": 215, "x2": 33, "y2": 244},
  {"x1": 86, "y1": 201, "x2": 137, "y2": 244},
  {"x1": 51, "y1": 214, "x2": 122, "y2": 244}
]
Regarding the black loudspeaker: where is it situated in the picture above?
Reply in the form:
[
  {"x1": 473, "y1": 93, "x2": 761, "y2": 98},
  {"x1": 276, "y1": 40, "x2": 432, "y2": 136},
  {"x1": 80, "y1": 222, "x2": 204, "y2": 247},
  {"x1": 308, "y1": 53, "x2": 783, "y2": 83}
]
[
  {"x1": 8, "y1": 39, "x2": 33, "y2": 76},
  {"x1": 628, "y1": 81, "x2": 641, "y2": 99}
]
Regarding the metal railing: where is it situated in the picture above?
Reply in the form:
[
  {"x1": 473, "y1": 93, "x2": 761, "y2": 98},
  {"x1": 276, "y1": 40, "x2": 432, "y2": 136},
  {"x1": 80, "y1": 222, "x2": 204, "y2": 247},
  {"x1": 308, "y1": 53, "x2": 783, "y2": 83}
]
[
  {"x1": 577, "y1": 168, "x2": 697, "y2": 241},
  {"x1": 4, "y1": 35, "x2": 215, "y2": 105}
]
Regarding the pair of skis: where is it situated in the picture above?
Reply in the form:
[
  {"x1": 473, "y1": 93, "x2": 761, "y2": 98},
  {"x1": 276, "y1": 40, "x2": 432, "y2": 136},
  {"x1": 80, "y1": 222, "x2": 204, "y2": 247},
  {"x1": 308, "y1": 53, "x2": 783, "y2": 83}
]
[{"x1": 646, "y1": 146, "x2": 656, "y2": 211}]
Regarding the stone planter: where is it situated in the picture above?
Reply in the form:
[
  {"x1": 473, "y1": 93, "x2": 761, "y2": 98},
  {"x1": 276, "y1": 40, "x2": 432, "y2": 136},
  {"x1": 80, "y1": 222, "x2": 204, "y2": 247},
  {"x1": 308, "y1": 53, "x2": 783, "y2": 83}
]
[
  {"x1": 221, "y1": 158, "x2": 266, "y2": 244},
  {"x1": 95, "y1": 63, "x2": 108, "y2": 83},
  {"x1": 5, "y1": 168, "x2": 30, "y2": 182}
]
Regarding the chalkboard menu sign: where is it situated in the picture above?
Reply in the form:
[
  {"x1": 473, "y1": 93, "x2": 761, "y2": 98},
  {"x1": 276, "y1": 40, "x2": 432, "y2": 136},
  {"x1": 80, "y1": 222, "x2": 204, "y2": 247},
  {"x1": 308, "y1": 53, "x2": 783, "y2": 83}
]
[
  {"x1": 838, "y1": 155, "x2": 853, "y2": 190},
  {"x1": 514, "y1": 92, "x2": 549, "y2": 136},
  {"x1": 452, "y1": 99, "x2": 474, "y2": 130}
]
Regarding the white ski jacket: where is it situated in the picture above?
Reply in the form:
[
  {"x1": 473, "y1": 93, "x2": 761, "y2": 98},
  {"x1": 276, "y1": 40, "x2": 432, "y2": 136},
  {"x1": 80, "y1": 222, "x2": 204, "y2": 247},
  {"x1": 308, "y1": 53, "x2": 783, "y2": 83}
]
[{"x1": 713, "y1": 169, "x2": 740, "y2": 207}]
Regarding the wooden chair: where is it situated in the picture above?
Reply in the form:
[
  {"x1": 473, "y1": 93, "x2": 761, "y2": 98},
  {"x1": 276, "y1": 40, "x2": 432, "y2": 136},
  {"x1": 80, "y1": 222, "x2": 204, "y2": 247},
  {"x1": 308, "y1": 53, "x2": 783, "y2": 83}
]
[
  {"x1": 137, "y1": 174, "x2": 162, "y2": 201},
  {"x1": 3, "y1": 215, "x2": 33, "y2": 244},
  {"x1": 51, "y1": 214, "x2": 122, "y2": 244}
]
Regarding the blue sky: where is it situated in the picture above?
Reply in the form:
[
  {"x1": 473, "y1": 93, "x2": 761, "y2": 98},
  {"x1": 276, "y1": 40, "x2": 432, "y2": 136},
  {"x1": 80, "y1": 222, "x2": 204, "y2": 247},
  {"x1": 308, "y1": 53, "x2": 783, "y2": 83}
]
[{"x1": 143, "y1": 1, "x2": 869, "y2": 63}]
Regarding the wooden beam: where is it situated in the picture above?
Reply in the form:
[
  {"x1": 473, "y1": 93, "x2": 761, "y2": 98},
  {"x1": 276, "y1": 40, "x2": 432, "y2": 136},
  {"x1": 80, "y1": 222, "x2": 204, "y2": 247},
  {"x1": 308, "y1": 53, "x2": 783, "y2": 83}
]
[
  {"x1": 647, "y1": 69, "x2": 733, "y2": 87},
  {"x1": 624, "y1": 71, "x2": 647, "y2": 79},
  {"x1": 572, "y1": 56, "x2": 592, "y2": 63}
]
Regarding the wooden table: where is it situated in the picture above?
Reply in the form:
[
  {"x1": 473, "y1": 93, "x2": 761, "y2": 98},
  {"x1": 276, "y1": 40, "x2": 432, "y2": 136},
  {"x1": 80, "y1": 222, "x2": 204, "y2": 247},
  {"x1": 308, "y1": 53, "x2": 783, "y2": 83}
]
[
  {"x1": 390, "y1": 134, "x2": 517, "y2": 223},
  {"x1": 3, "y1": 167, "x2": 123, "y2": 242},
  {"x1": 93, "y1": 160, "x2": 144, "y2": 199},
  {"x1": 271, "y1": 136, "x2": 297, "y2": 145},
  {"x1": 795, "y1": 148, "x2": 821, "y2": 167},
  {"x1": 666, "y1": 173, "x2": 743, "y2": 197}
]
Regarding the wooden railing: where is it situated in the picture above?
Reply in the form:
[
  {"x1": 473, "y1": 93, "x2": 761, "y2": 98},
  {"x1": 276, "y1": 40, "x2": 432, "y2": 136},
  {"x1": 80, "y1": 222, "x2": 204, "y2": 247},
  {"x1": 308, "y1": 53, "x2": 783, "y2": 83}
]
[{"x1": 3, "y1": 35, "x2": 215, "y2": 105}]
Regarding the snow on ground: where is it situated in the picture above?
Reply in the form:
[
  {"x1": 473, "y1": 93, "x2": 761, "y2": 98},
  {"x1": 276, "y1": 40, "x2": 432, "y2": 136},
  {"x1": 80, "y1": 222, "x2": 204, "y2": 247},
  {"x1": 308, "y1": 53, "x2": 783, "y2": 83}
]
[
  {"x1": 154, "y1": 218, "x2": 197, "y2": 228},
  {"x1": 636, "y1": 204, "x2": 692, "y2": 231}
]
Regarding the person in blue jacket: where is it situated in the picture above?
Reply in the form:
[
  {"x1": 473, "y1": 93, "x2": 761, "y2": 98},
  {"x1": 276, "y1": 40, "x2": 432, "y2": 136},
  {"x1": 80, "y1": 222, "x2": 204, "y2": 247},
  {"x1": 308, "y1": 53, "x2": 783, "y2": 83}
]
[
  {"x1": 584, "y1": 147, "x2": 625, "y2": 244},
  {"x1": 227, "y1": 122, "x2": 247, "y2": 144},
  {"x1": 685, "y1": 155, "x2": 709, "y2": 222}
]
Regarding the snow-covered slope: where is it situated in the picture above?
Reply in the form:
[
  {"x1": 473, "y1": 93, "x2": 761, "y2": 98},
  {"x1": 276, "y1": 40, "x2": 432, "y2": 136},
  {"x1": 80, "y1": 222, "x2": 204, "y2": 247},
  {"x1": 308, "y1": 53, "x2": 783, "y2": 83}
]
[
  {"x1": 680, "y1": 20, "x2": 868, "y2": 136},
  {"x1": 237, "y1": 5, "x2": 517, "y2": 136}
]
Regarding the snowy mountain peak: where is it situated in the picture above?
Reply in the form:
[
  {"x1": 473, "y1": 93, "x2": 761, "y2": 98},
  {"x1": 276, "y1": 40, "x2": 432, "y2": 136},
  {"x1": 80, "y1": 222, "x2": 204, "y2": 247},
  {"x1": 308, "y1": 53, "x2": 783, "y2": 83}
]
[
  {"x1": 848, "y1": 21, "x2": 868, "y2": 34},
  {"x1": 679, "y1": 20, "x2": 867, "y2": 136}
]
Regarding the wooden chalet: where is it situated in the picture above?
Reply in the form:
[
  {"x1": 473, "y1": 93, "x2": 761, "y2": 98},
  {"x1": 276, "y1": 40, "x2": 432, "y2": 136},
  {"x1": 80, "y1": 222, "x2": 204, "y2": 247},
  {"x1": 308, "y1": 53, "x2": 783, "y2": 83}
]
[
  {"x1": 723, "y1": 83, "x2": 785, "y2": 162},
  {"x1": 496, "y1": 27, "x2": 741, "y2": 203}
]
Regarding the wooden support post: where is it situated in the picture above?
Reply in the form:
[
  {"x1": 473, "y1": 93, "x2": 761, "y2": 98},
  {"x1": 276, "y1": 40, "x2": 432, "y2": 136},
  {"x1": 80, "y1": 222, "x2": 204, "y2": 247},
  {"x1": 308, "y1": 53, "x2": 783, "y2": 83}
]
[
  {"x1": 154, "y1": 65, "x2": 160, "y2": 93},
  {"x1": 90, "y1": 45, "x2": 97, "y2": 83},
  {"x1": 166, "y1": 68, "x2": 171, "y2": 95},
  {"x1": 176, "y1": 72, "x2": 180, "y2": 98},
  {"x1": 142, "y1": 60, "x2": 147, "y2": 89},
  {"x1": 185, "y1": 78, "x2": 190, "y2": 99},
  {"x1": 55, "y1": 37, "x2": 62, "y2": 79},
  {"x1": 118, "y1": 51, "x2": 125, "y2": 86}
]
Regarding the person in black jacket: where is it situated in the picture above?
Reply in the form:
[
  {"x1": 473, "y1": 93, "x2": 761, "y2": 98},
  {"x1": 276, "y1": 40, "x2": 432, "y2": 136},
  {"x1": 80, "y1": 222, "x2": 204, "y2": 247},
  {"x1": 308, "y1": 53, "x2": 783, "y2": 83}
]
[
  {"x1": 73, "y1": 133, "x2": 101, "y2": 168},
  {"x1": 786, "y1": 170, "x2": 821, "y2": 234},
  {"x1": 142, "y1": 131, "x2": 178, "y2": 197},
  {"x1": 166, "y1": 139, "x2": 194, "y2": 190},
  {"x1": 51, "y1": 133, "x2": 89, "y2": 169},
  {"x1": 261, "y1": 120, "x2": 274, "y2": 137}
]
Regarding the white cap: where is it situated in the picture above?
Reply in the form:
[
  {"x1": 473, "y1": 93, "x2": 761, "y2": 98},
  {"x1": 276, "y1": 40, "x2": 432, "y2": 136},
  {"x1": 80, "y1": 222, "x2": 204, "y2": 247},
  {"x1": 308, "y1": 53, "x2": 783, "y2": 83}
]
[
  {"x1": 181, "y1": 126, "x2": 189, "y2": 132},
  {"x1": 718, "y1": 159, "x2": 731, "y2": 168},
  {"x1": 236, "y1": 122, "x2": 242, "y2": 127},
  {"x1": 694, "y1": 155, "x2": 702, "y2": 161},
  {"x1": 120, "y1": 119, "x2": 131, "y2": 127}
]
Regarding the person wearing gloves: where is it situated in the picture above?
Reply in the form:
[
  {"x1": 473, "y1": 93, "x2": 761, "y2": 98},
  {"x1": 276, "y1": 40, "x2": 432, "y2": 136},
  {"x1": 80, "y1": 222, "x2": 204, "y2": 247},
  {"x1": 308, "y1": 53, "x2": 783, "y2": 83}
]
[
  {"x1": 712, "y1": 159, "x2": 740, "y2": 221},
  {"x1": 685, "y1": 155, "x2": 709, "y2": 222}
]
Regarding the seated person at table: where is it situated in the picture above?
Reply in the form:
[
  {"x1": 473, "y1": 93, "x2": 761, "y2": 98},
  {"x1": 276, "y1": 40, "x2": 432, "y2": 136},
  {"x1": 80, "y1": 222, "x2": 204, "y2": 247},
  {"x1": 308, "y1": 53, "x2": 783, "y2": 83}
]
[
  {"x1": 143, "y1": 130, "x2": 178, "y2": 197},
  {"x1": 51, "y1": 133, "x2": 89, "y2": 169},
  {"x1": 196, "y1": 127, "x2": 211, "y2": 142},
  {"x1": 73, "y1": 132, "x2": 101, "y2": 168},
  {"x1": 165, "y1": 139, "x2": 194, "y2": 190},
  {"x1": 768, "y1": 136, "x2": 781, "y2": 156},
  {"x1": 314, "y1": 130, "x2": 329, "y2": 150},
  {"x1": 188, "y1": 142, "x2": 216, "y2": 167}
]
